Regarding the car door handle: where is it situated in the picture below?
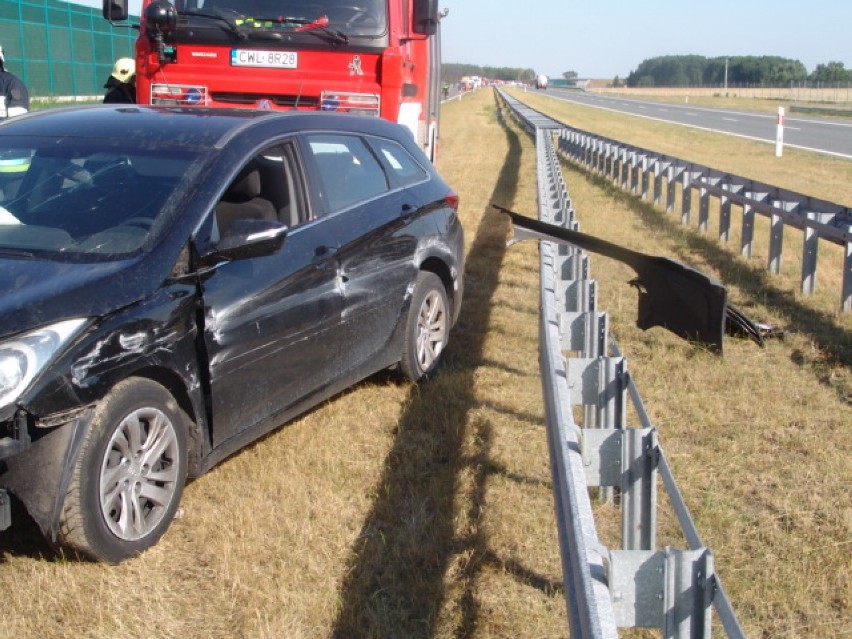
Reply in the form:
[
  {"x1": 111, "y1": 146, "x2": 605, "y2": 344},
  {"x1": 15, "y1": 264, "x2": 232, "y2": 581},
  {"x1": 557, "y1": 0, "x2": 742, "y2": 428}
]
[{"x1": 401, "y1": 203, "x2": 416, "y2": 220}]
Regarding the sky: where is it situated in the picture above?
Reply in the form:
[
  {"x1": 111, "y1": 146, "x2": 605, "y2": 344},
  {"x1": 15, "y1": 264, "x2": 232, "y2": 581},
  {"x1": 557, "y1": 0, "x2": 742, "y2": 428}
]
[
  {"x1": 68, "y1": 0, "x2": 852, "y2": 80},
  {"x1": 439, "y1": 0, "x2": 852, "y2": 79}
]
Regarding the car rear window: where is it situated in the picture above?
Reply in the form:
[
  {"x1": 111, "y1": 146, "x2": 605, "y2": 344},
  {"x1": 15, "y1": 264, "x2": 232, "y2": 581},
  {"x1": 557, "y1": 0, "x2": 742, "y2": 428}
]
[
  {"x1": 369, "y1": 138, "x2": 429, "y2": 187},
  {"x1": 305, "y1": 135, "x2": 388, "y2": 212}
]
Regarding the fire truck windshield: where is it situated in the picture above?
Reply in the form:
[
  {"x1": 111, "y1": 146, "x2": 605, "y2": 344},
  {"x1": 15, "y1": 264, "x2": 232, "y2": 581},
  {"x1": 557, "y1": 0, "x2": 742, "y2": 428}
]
[{"x1": 175, "y1": 0, "x2": 387, "y2": 37}]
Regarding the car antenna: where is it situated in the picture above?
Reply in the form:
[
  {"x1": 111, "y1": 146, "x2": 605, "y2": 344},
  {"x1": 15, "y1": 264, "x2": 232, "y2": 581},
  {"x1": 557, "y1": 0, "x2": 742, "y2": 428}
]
[{"x1": 292, "y1": 82, "x2": 303, "y2": 110}]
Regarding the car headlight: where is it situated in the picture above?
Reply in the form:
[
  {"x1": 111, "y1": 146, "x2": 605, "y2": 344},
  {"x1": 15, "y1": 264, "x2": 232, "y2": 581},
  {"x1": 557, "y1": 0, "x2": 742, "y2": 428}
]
[{"x1": 0, "y1": 319, "x2": 87, "y2": 410}]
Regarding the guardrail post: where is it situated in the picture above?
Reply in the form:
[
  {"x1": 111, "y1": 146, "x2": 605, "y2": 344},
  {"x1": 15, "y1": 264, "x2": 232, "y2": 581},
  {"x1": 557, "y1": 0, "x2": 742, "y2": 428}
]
[
  {"x1": 844, "y1": 242, "x2": 852, "y2": 312},
  {"x1": 628, "y1": 151, "x2": 637, "y2": 193},
  {"x1": 561, "y1": 276, "x2": 597, "y2": 314},
  {"x1": 769, "y1": 206, "x2": 785, "y2": 275},
  {"x1": 664, "y1": 548, "x2": 714, "y2": 639},
  {"x1": 612, "y1": 146, "x2": 621, "y2": 187},
  {"x1": 595, "y1": 139, "x2": 605, "y2": 174},
  {"x1": 802, "y1": 211, "x2": 818, "y2": 294},
  {"x1": 558, "y1": 250, "x2": 589, "y2": 281},
  {"x1": 621, "y1": 427, "x2": 658, "y2": 551},
  {"x1": 666, "y1": 164, "x2": 679, "y2": 214},
  {"x1": 581, "y1": 427, "x2": 658, "y2": 551},
  {"x1": 740, "y1": 202, "x2": 755, "y2": 258},
  {"x1": 653, "y1": 159, "x2": 664, "y2": 206},
  {"x1": 699, "y1": 178, "x2": 712, "y2": 232},
  {"x1": 609, "y1": 547, "x2": 714, "y2": 638},
  {"x1": 640, "y1": 154, "x2": 650, "y2": 201},
  {"x1": 719, "y1": 180, "x2": 732, "y2": 243},
  {"x1": 585, "y1": 134, "x2": 595, "y2": 169},
  {"x1": 561, "y1": 312, "x2": 608, "y2": 358},
  {"x1": 566, "y1": 357, "x2": 627, "y2": 430},
  {"x1": 605, "y1": 142, "x2": 614, "y2": 179},
  {"x1": 681, "y1": 170, "x2": 693, "y2": 225}
]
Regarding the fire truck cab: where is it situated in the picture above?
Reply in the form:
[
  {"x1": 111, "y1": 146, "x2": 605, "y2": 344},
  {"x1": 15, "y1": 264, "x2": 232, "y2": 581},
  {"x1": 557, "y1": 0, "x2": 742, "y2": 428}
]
[{"x1": 103, "y1": 0, "x2": 444, "y2": 160}]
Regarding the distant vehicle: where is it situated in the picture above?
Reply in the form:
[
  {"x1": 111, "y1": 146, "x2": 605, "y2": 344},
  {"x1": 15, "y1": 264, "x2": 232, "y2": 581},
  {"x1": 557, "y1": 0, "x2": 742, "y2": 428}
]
[
  {"x1": 0, "y1": 105, "x2": 464, "y2": 562},
  {"x1": 535, "y1": 74, "x2": 548, "y2": 90}
]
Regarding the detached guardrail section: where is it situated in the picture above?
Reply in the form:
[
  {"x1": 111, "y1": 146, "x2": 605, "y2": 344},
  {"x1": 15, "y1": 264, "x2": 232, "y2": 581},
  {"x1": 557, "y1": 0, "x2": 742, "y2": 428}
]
[
  {"x1": 497, "y1": 89, "x2": 748, "y2": 638},
  {"x1": 554, "y1": 116, "x2": 852, "y2": 312}
]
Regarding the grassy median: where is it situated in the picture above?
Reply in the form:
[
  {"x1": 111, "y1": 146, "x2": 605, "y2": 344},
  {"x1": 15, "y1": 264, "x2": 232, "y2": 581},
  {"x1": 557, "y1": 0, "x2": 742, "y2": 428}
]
[{"x1": 0, "y1": 89, "x2": 848, "y2": 639}]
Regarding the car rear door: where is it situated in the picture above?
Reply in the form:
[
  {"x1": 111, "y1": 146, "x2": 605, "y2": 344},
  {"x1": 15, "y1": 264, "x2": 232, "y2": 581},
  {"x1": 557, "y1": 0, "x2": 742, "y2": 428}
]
[{"x1": 300, "y1": 133, "x2": 419, "y2": 376}]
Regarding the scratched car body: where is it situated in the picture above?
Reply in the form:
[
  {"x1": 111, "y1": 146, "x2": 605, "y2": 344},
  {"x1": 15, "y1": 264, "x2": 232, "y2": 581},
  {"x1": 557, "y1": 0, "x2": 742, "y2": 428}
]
[{"x1": 0, "y1": 105, "x2": 463, "y2": 562}]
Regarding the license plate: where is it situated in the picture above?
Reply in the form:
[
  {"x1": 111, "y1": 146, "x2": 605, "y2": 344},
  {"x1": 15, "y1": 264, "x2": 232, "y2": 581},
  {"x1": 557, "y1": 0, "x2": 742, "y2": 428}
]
[{"x1": 231, "y1": 49, "x2": 298, "y2": 68}]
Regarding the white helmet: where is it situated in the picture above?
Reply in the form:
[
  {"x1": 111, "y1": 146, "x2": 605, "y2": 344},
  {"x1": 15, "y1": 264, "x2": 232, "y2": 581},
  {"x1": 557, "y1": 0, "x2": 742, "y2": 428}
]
[{"x1": 110, "y1": 57, "x2": 136, "y2": 83}]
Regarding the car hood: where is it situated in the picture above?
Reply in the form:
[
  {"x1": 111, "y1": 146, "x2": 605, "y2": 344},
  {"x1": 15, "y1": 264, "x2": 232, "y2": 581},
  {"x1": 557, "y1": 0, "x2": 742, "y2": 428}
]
[{"x1": 0, "y1": 256, "x2": 156, "y2": 339}]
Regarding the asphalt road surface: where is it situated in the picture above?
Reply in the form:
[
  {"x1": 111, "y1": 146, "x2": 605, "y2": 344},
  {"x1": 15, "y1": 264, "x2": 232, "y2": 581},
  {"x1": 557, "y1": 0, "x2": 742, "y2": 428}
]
[{"x1": 531, "y1": 88, "x2": 852, "y2": 160}]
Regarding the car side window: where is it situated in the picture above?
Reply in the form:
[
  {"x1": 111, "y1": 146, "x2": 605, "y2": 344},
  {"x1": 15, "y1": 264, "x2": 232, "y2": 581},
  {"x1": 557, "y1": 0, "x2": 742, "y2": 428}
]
[
  {"x1": 213, "y1": 141, "x2": 307, "y2": 239},
  {"x1": 305, "y1": 134, "x2": 389, "y2": 213},
  {"x1": 369, "y1": 138, "x2": 429, "y2": 188}
]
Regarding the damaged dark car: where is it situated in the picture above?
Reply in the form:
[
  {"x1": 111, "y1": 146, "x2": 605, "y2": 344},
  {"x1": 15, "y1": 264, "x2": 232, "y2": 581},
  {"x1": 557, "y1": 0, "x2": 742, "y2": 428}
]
[{"x1": 0, "y1": 105, "x2": 464, "y2": 562}]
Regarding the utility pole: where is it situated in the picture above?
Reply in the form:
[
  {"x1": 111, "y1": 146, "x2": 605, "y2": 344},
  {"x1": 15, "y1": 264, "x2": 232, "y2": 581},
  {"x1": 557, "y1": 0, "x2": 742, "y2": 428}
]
[{"x1": 724, "y1": 58, "x2": 728, "y2": 94}]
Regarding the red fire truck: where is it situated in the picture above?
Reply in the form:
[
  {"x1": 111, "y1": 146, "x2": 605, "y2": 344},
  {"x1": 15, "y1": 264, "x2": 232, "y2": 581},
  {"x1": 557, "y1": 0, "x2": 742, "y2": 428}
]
[{"x1": 103, "y1": 0, "x2": 445, "y2": 160}]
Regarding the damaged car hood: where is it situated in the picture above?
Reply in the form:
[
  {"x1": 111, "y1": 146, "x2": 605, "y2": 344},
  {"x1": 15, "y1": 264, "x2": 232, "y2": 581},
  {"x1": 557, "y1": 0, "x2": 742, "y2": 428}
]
[{"x1": 0, "y1": 256, "x2": 153, "y2": 337}]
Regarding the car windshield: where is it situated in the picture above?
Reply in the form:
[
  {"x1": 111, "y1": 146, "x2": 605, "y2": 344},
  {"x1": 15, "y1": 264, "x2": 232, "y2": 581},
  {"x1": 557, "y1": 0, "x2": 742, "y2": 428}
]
[
  {"x1": 0, "y1": 138, "x2": 198, "y2": 260},
  {"x1": 177, "y1": 0, "x2": 387, "y2": 37}
]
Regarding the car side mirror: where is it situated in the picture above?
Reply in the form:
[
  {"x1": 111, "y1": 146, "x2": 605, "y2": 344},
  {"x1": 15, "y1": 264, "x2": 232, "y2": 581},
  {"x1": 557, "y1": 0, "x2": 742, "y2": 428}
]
[
  {"x1": 412, "y1": 0, "x2": 439, "y2": 35},
  {"x1": 215, "y1": 219, "x2": 288, "y2": 261},
  {"x1": 103, "y1": 0, "x2": 129, "y2": 22}
]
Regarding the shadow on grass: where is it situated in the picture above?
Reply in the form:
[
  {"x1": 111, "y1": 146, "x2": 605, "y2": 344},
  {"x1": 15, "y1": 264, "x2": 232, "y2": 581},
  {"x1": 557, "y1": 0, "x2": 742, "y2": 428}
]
[
  {"x1": 576, "y1": 170, "x2": 851, "y2": 404},
  {"x1": 330, "y1": 110, "x2": 552, "y2": 637},
  {"x1": 0, "y1": 494, "x2": 60, "y2": 562}
]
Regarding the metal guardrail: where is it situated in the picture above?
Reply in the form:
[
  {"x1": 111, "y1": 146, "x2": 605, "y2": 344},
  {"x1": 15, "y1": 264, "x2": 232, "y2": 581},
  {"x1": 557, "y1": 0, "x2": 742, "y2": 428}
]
[
  {"x1": 497, "y1": 88, "x2": 748, "y2": 638},
  {"x1": 546, "y1": 102, "x2": 852, "y2": 313}
]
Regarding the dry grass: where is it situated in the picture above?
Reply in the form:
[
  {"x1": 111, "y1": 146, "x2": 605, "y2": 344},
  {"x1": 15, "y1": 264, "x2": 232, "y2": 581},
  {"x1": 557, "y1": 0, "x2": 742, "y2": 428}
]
[
  {"x1": 0, "y1": 90, "x2": 562, "y2": 638},
  {"x1": 499, "y1": 90, "x2": 851, "y2": 637},
  {"x1": 567, "y1": 165, "x2": 852, "y2": 638},
  {"x1": 0, "y1": 88, "x2": 849, "y2": 639}
]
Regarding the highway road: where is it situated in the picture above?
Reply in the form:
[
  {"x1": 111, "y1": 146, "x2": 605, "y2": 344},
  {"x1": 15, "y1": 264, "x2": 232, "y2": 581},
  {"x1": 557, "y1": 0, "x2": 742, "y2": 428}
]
[{"x1": 530, "y1": 88, "x2": 852, "y2": 160}]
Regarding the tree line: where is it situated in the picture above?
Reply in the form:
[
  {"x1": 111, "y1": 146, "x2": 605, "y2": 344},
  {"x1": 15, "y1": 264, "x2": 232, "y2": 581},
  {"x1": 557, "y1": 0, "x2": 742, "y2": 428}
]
[
  {"x1": 625, "y1": 55, "x2": 851, "y2": 87},
  {"x1": 442, "y1": 63, "x2": 535, "y2": 84}
]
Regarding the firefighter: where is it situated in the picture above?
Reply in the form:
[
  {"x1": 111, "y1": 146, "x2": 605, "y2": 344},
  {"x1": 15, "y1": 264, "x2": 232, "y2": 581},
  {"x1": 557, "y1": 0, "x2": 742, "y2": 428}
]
[
  {"x1": 103, "y1": 58, "x2": 136, "y2": 104},
  {"x1": 0, "y1": 45, "x2": 30, "y2": 117}
]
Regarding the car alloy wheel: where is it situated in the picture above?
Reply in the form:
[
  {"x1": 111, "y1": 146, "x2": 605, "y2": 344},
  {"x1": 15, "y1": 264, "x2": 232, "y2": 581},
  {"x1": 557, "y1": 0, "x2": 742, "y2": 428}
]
[
  {"x1": 399, "y1": 271, "x2": 449, "y2": 381},
  {"x1": 99, "y1": 405, "x2": 182, "y2": 542},
  {"x1": 57, "y1": 378, "x2": 187, "y2": 562}
]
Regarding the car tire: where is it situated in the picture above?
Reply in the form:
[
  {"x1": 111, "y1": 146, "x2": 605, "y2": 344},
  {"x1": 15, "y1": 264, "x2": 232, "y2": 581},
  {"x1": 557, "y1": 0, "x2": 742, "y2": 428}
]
[
  {"x1": 57, "y1": 378, "x2": 188, "y2": 563},
  {"x1": 399, "y1": 271, "x2": 450, "y2": 381}
]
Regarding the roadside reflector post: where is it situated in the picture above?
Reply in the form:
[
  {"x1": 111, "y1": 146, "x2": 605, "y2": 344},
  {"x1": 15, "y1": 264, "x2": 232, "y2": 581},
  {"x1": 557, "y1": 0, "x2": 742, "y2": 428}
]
[{"x1": 775, "y1": 106, "x2": 785, "y2": 157}]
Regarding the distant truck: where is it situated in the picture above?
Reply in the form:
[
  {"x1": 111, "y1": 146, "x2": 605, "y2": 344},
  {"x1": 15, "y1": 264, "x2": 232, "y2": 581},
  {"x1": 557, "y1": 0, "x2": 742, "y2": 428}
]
[{"x1": 535, "y1": 74, "x2": 549, "y2": 90}]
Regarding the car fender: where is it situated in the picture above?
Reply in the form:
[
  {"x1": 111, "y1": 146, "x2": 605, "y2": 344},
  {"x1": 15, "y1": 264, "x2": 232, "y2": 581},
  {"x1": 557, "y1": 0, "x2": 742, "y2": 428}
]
[{"x1": 2, "y1": 290, "x2": 210, "y2": 539}]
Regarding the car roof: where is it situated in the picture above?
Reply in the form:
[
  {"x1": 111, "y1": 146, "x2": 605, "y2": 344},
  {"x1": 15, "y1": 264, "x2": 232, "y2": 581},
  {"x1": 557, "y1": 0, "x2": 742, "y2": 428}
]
[{"x1": 0, "y1": 105, "x2": 414, "y2": 150}]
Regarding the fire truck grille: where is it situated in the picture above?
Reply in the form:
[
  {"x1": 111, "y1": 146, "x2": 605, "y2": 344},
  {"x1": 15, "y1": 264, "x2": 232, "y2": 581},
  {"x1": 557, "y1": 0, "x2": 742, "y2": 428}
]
[{"x1": 210, "y1": 93, "x2": 320, "y2": 108}]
